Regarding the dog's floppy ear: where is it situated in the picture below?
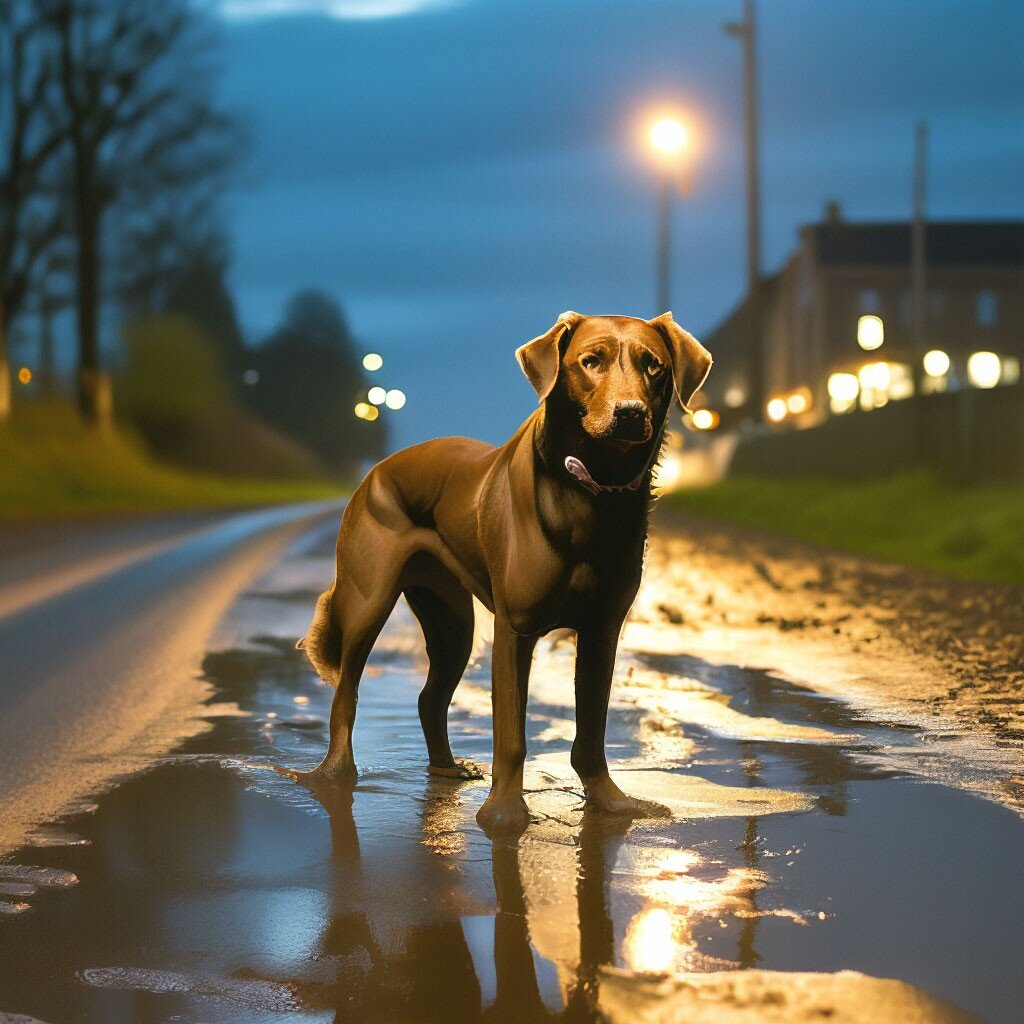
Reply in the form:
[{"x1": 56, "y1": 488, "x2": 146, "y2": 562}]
[
  {"x1": 515, "y1": 310, "x2": 584, "y2": 402},
  {"x1": 648, "y1": 312, "x2": 712, "y2": 413}
]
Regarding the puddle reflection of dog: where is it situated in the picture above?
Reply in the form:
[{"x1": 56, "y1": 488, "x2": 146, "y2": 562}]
[{"x1": 293, "y1": 312, "x2": 711, "y2": 836}]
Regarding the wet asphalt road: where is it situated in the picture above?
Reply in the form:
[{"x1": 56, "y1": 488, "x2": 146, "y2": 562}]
[
  {"x1": 1, "y1": 509, "x2": 1023, "y2": 1023},
  {"x1": 0, "y1": 503, "x2": 340, "y2": 856}
]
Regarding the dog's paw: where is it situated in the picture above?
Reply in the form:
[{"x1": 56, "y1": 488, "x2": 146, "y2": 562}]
[
  {"x1": 274, "y1": 760, "x2": 358, "y2": 791},
  {"x1": 589, "y1": 792, "x2": 670, "y2": 819},
  {"x1": 476, "y1": 793, "x2": 531, "y2": 837},
  {"x1": 584, "y1": 774, "x2": 670, "y2": 819},
  {"x1": 428, "y1": 759, "x2": 487, "y2": 781}
]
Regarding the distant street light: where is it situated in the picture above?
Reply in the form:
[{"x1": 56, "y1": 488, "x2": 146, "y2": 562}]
[
  {"x1": 354, "y1": 402, "x2": 379, "y2": 421},
  {"x1": 967, "y1": 351, "x2": 1001, "y2": 389},
  {"x1": 368, "y1": 386, "x2": 387, "y2": 405},
  {"x1": 691, "y1": 408, "x2": 719, "y2": 430},
  {"x1": 17, "y1": 367, "x2": 32, "y2": 385},
  {"x1": 384, "y1": 388, "x2": 406, "y2": 410},
  {"x1": 645, "y1": 113, "x2": 691, "y2": 314},
  {"x1": 363, "y1": 353, "x2": 383, "y2": 371},
  {"x1": 922, "y1": 349, "x2": 950, "y2": 378},
  {"x1": 766, "y1": 397, "x2": 787, "y2": 422}
]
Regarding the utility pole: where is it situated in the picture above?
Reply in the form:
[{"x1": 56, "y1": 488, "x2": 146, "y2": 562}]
[
  {"x1": 911, "y1": 121, "x2": 928, "y2": 355},
  {"x1": 655, "y1": 174, "x2": 673, "y2": 314},
  {"x1": 725, "y1": 0, "x2": 764, "y2": 422}
]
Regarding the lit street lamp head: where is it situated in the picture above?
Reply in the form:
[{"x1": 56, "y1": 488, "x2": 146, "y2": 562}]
[{"x1": 649, "y1": 116, "x2": 688, "y2": 155}]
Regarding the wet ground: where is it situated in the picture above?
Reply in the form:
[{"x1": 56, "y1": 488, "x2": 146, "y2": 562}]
[{"x1": 1, "y1": 514, "x2": 1022, "y2": 1022}]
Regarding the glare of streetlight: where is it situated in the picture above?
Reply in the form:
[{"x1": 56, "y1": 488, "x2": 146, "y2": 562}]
[
  {"x1": 384, "y1": 388, "x2": 406, "y2": 410},
  {"x1": 967, "y1": 351, "x2": 1001, "y2": 389},
  {"x1": 857, "y1": 315, "x2": 884, "y2": 351},
  {"x1": 368, "y1": 386, "x2": 387, "y2": 405},
  {"x1": 17, "y1": 367, "x2": 32, "y2": 385},
  {"x1": 766, "y1": 397, "x2": 787, "y2": 422},
  {"x1": 354, "y1": 402, "x2": 379, "y2": 421},
  {"x1": 922, "y1": 350, "x2": 950, "y2": 378},
  {"x1": 786, "y1": 389, "x2": 810, "y2": 415},
  {"x1": 649, "y1": 116, "x2": 688, "y2": 155},
  {"x1": 363, "y1": 353, "x2": 383, "y2": 372},
  {"x1": 691, "y1": 408, "x2": 719, "y2": 430}
]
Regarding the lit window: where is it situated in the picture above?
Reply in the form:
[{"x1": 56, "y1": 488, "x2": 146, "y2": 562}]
[
  {"x1": 976, "y1": 290, "x2": 998, "y2": 328},
  {"x1": 857, "y1": 315, "x2": 884, "y2": 351}
]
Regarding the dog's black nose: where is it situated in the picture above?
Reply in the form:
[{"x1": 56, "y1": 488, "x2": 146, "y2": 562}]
[{"x1": 613, "y1": 401, "x2": 646, "y2": 421}]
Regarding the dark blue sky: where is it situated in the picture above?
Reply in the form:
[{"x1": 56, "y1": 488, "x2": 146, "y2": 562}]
[{"x1": 217, "y1": 0, "x2": 1024, "y2": 448}]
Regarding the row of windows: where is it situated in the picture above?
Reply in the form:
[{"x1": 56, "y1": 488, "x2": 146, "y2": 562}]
[{"x1": 857, "y1": 288, "x2": 999, "y2": 327}]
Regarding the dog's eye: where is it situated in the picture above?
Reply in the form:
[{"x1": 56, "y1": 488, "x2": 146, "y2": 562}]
[
  {"x1": 580, "y1": 354, "x2": 601, "y2": 370},
  {"x1": 642, "y1": 354, "x2": 664, "y2": 377}
]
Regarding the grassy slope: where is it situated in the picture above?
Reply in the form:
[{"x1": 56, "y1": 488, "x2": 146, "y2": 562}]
[
  {"x1": 0, "y1": 403, "x2": 342, "y2": 518},
  {"x1": 670, "y1": 472, "x2": 1024, "y2": 586}
]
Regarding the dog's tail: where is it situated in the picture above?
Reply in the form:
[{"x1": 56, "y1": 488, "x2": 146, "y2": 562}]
[{"x1": 296, "y1": 586, "x2": 342, "y2": 685}]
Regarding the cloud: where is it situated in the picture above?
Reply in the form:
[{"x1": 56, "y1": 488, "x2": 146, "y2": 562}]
[{"x1": 219, "y1": 0, "x2": 458, "y2": 21}]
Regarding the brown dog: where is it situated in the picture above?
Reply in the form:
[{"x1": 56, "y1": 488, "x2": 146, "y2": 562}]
[{"x1": 296, "y1": 311, "x2": 711, "y2": 835}]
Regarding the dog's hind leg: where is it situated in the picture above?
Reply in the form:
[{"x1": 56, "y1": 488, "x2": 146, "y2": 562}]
[
  {"x1": 292, "y1": 575, "x2": 400, "y2": 789},
  {"x1": 405, "y1": 584, "x2": 476, "y2": 778}
]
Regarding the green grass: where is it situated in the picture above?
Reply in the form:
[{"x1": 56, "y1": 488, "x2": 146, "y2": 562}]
[
  {"x1": 670, "y1": 472, "x2": 1024, "y2": 586},
  {"x1": 0, "y1": 402, "x2": 343, "y2": 518}
]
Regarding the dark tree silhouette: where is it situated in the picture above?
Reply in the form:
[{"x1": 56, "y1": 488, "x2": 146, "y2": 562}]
[
  {"x1": 248, "y1": 291, "x2": 387, "y2": 474},
  {"x1": 0, "y1": 1, "x2": 68, "y2": 418},
  {"x1": 38, "y1": 0, "x2": 238, "y2": 423}
]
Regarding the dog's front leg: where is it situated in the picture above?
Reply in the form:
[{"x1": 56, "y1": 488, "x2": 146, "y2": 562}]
[
  {"x1": 476, "y1": 612, "x2": 537, "y2": 837},
  {"x1": 573, "y1": 620, "x2": 667, "y2": 818}
]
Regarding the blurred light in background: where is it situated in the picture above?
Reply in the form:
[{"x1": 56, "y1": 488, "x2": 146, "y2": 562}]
[
  {"x1": 967, "y1": 351, "x2": 1001, "y2": 389},
  {"x1": 649, "y1": 116, "x2": 688, "y2": 155},
  {"x1": 922, "y1": 349, "x2": 950, "y2": 378},
  {"x1": 786, "y1": 388, "x2": 811, "y2": 415},
  {"x1": 384, "y1": 388, "x2": 406, "y2": 410},
  {"x1": 723, "y1": 385, "x2": 746, "y2": 409},
  {"x1": 242, "y1": 368, "x2": 260, "y2": 385},
  {"x1": 17, "y1": 367, "x2": 32, "y2": 385},
  {"x1": 827, "y1": 372, "x2": 859, "y2": 414},
  {"x1": 1003, "y1": 357, "x2": 1021, "y2": 386},
  {"x1": 652, "y1": 450, "x2": 683, "y2": 492},
  {"x1": 362, "y1": 353, "x2": 383, "y2": 371},
  {"x1": 766, "y1": 397, "x2": 787, "y2": 422},
  {"x1": 858, "y1": 360, "x2": 891, "y2": 409},
  {"x1": 857, "y1": 314, "x2": 884, "y2": 351},
  {"x1": 367, "y1": 386, "x2": 386, "y2": 405},
  {"x1": 354, "y1": 402, "x2": 379, "y2": 421},
  {"x1": 691, "y1": 408, "x2": 719, "y2": 430}
]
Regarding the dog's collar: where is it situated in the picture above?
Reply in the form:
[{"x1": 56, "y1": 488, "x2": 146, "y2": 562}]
[{"x1": 564, "y1": 455, "x2": 647, "y2": 495}]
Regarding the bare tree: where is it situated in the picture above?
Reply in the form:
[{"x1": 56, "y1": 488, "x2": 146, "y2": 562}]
[
  {"x1": 0, "y1": 1, "x2": 67, "y2": 419},
  {"x1": 40, "y1": 0, "x2": 237, "y2": 423}
]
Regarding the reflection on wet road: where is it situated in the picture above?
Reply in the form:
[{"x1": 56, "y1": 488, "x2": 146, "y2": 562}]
[{"x1": 0, "y1": 518, "x2": 1020, "y2": 1023}]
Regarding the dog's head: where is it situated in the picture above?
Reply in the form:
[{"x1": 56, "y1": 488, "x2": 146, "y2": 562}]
[{"x1": 516, "y1": 311, "x2": 712, "y2": 445}]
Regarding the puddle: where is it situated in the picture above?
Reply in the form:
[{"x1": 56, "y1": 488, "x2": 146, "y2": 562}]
[{"x1": 0, "y1": 524, "x2": 1021, "y2": 1022}]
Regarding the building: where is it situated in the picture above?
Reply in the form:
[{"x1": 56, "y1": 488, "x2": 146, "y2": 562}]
[{"x1": 699, "y1": 208, "x2": 1024, "y2": 429}]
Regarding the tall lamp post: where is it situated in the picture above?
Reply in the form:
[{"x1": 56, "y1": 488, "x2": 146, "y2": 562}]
[
  {"x1": 647, "y1": 116, "x2": 689, "y2": 314},
  {"x1": 725, "y1": 0, "x2": 764, "y2": 422}
]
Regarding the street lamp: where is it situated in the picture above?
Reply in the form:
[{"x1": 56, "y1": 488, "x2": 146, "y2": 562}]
[{"x1": 646, "y1": 114, "x2": 690, "y2": 314}]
